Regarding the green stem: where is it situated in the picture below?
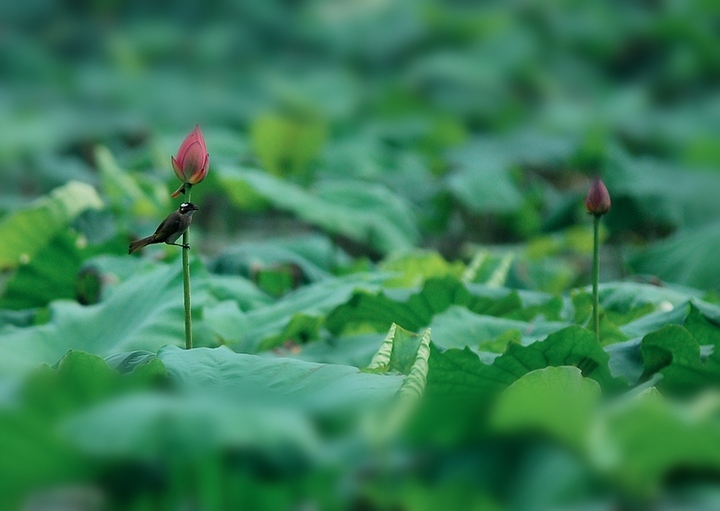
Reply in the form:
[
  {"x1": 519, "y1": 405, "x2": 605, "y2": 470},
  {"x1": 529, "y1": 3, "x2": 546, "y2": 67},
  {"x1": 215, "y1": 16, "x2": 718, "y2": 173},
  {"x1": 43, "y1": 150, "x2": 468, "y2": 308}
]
[
  {"x1": 183, "y1": 185, "x2": 193, "y2": 349},
  {"x1": 592, "y1": 214, "x2": 600, "y2": 343}
]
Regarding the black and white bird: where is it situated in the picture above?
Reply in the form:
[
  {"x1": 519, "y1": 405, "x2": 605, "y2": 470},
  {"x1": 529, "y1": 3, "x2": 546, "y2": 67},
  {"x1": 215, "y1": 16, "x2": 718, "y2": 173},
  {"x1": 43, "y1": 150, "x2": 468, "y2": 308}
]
[{"x1": 128, "y1": 202, "x2": 199, "y2": 254}]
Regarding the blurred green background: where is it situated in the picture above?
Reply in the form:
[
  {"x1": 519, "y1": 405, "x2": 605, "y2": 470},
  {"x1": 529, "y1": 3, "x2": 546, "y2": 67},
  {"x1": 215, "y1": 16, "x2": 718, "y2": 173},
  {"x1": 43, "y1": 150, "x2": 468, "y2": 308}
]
[
  {"x1": 2, "y1": 0, "x2": 720, "y2": 510},
  {"x1": 3, "y1": 0, "x2": 720, "y2": 286}
]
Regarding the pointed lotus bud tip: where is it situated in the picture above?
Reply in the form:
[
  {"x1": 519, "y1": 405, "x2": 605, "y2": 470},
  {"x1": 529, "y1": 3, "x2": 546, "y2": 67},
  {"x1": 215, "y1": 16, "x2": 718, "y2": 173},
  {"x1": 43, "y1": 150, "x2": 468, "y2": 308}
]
[
  {"x1": 171, "y1": 125, "x2": 209, "y2": 194},
  {"x1": 585, "y1": 175, "x2": 611, "y2": 216}
]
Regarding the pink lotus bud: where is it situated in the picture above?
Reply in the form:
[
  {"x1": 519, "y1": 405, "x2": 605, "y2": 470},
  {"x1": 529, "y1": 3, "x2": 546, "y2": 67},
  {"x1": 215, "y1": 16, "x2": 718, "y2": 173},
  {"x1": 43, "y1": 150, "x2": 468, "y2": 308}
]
[
  {"x1": 585, "y1": 175, "x2": 611, "y2": 216},
  {"x1": 171, "y1": 125, "x2": 209, "y2": 197}
]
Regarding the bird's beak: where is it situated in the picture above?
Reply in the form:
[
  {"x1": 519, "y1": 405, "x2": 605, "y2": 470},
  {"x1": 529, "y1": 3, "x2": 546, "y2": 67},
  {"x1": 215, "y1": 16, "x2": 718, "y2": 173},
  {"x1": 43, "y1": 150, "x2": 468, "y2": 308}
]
[{"x1": 192, "y1": 205, "x2": 199, "y2": 210}]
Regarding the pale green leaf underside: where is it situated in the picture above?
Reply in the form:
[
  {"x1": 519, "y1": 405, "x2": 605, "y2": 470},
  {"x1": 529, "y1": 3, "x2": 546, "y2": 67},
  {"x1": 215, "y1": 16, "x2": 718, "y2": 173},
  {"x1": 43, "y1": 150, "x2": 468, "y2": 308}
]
[{"x1": 0, "y1": 181, "x2": 103, "y2": 269}]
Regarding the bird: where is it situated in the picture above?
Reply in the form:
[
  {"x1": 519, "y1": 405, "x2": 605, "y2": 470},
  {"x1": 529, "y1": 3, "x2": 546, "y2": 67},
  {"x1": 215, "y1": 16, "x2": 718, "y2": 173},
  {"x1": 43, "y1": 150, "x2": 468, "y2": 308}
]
[{"x1": 128, "y1": 202, "x2": 199, "y2": 254}]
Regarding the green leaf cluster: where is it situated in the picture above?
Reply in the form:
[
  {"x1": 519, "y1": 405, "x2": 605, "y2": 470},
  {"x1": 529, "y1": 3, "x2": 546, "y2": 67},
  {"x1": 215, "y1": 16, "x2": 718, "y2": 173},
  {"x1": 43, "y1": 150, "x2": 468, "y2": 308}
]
[{"x1": 3, "y1": 0, "x2": 720, "y2": 509}]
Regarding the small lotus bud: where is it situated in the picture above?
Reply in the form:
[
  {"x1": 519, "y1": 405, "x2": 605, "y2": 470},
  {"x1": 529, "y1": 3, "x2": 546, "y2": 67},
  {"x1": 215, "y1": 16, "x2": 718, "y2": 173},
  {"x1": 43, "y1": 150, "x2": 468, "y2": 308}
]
[
  {"x1": 171, "y1": 125, "x2": 209, "y2": 197},
  {"x1": 585, "y1": 175, "x2": 611, "y2": 216}
]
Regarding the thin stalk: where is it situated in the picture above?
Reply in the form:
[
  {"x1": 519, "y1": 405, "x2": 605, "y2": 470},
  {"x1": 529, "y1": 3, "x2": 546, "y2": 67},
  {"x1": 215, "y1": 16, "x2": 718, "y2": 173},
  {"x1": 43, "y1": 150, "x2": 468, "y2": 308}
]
[
  {"x1": 183, "y1": 185, "x2": 193, "y2": 349},
  {"x1": 592, "y1": 214, "x2": 600, "y2": 342}
]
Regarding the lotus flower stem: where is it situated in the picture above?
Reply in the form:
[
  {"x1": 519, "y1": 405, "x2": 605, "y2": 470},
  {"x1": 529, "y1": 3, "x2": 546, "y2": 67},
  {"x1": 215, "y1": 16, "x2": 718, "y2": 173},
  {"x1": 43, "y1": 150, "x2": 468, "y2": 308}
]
[
  {"x1": 592, "y1": 214, "x2": 600, "y2": 342},
  {"x1": 183, "y1": 185, "x2": 193, "y2": 349},
  {"x1": 585, "y1": 175, "x2": 610, "y2": 343},
  {"x1": 170, "y1": 125, "x2": 208, "y2": 349}
]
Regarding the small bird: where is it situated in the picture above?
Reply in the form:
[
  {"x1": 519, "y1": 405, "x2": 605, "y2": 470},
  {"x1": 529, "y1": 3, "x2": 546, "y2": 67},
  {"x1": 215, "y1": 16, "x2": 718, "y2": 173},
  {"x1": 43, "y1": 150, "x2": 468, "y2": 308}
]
[{"x1": 128, "y1": 202, "x2": 199, "y2": 254}]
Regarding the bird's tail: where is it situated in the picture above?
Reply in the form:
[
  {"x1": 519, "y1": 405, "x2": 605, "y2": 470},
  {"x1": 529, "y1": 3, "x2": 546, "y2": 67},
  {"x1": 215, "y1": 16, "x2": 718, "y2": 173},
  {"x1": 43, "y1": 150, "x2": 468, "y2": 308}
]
[{"x1": 128, "y1": 236, "x2": 154, "y2": 254}]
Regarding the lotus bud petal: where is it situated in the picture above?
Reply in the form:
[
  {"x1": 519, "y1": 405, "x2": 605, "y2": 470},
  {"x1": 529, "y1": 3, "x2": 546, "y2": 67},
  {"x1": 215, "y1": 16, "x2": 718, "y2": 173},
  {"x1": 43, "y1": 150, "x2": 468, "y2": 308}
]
[
  {"x1": 187, "y1": 152, "x2": 210, "y2": 184},
  {"x1": 171, "y1": 156, "x2": 184, "y2": 182},
  {"x1": 585, "y1": 176, "x2": 611, "y2": 216},
  {"x1": 171, "y1": 125, "x2": 209, "y2": 192}
]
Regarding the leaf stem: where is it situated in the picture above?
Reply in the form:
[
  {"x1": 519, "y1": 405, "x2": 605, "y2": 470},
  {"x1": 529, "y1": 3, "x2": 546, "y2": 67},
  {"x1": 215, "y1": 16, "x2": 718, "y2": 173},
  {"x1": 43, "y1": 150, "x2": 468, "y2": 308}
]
[
  {"x1": 183, "y1": 185, "x2": 193, "y2": 349},
  {"x1": 592, "y1": 213, "x2": 600, "y2": 343}
]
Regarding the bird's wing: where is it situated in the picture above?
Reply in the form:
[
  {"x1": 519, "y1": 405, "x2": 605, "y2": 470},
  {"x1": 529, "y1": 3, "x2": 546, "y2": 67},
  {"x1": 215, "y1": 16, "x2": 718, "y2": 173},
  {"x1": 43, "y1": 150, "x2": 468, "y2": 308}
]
[{"x1": 152, "y1": 215, "x2": 181, "y2": 239}]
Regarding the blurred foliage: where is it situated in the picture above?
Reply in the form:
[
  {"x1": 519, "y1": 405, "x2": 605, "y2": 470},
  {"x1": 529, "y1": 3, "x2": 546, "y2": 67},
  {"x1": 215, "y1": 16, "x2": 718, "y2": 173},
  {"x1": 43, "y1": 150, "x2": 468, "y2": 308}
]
[{"x1": 2, "y1": 0, "x2": 720, "y2": 509}]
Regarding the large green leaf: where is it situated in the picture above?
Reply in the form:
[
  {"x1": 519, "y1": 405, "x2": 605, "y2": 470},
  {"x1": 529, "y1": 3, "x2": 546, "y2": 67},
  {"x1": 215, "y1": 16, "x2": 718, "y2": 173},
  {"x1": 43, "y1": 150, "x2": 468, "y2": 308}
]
[
  {"x1": 379, "y1": 250, "x2": 465, "y2": 288},
  {"x1": 0, "y1": 412, "x2": 90, "y2": 508},
  {"x1": 364, "y1": 324, "x2": 432, "y2": 441},
  {"x1": 158, "y1": 345, "x2": 404, "y2": 419},
  {"x1": 368, "y1": 323, "x2": 425, "y2": 375},
  {"x1": 426, "y1": 326, "x2": 624, "y2": 401},
  {"x1": 206, "y1": 274, "x2": 273, "y2": 312},
  {"x1": 326, "y1": 276, "x2": 474, "y2": 335},
  {"x1": 0, "y1": 262, "x2": 208, "y2": 376},
  {"x1": 293, "y1": 332, "x2": 385, "y2": 368},
  {"x1": 94, "y1": 145, "x2": 167, "y2": 217},
  {"x1": 601, "y1": 300, "x2": 720, "y2": 385},
  {"x1": 327, "y1": 276, "x2": 567, "y2": 338},
  {"x1": 599, "y1": 282, "x2": 706, "y2": 312},
  {"x1": 53, "y1": 343, "x2": 408, "y2": 466},
  {"x1": 444, "y1": 130, "x2": 575, "y2": 215},
  {"x1": 490, "y1": 366, "x2": 601, "y2": 451},
  {"x1": 684, "y1": 303, "x2": 720, "y2": 348},
  {"x1": 428, "y1": 306, "x2": 566, "y2": 351},
  {"x1": 628, "y1": 222, "x2": 720, "y2": 290},
  {"x1": 604, "y1": 148, "x2": 720, "y2": 232},
  {"x1": 640, "y1": 324, "x2": 720, "y2": 394},
  {"x1": 445, "y1": 152, "x2": 522, "y2": 214},
  {"x1": 0, "y1": 231, "x2": 127, "y2": 310},
  {"x1": 620, "y1": 305, "x2": 689, "y2": 339},
  {"x1": 250, "y1": 113, "x2": 326, "y2": 177},
  {"x1": 61, "y1": 393, "x2": 320, "y2": 462},
  {"x1": 216, "y1": 165, "x2": 420, "y2": 254},
  {"x1": 0, "y1": 232, "x2": 90, "y2": 309},
  {"x1": 212, "y1": 273, "x2": 385, "y2": 352},
  {"x1": 592, "y1": 388, "x2": 720, "y2": 496},
  {"x1": 466, "y1": 284, "x2": 568, "y2": 321},
  {"x1": 20, "y1": 350, "x2": 166, "y2": 422},
  {"x1": 0, "y1": 182, "x2": 103, "y2": 270},
  {"x1": 209, "y1": 234, "x2": 342, "y2": 283}
]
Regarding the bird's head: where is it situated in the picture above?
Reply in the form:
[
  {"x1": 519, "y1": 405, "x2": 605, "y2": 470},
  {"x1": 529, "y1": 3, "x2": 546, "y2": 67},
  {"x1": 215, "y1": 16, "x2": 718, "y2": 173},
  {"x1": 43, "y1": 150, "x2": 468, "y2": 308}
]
[{"x1": 179, "y1": 202, "x2": 199, "y2": 215}]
